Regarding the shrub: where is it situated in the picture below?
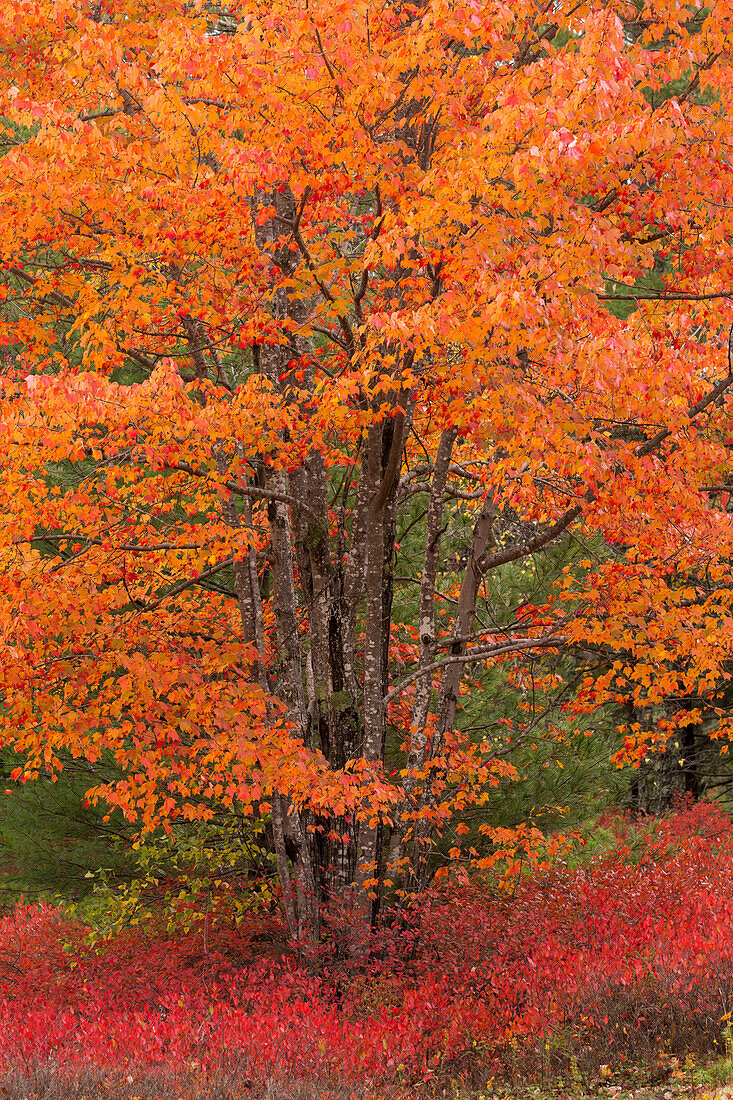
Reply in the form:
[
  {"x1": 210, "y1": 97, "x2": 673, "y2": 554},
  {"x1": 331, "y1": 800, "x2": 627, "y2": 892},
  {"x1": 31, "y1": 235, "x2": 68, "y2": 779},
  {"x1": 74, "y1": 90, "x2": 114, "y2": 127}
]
[{"x1": 0, "y1": 802, "x2": 732, "y2": 1092}]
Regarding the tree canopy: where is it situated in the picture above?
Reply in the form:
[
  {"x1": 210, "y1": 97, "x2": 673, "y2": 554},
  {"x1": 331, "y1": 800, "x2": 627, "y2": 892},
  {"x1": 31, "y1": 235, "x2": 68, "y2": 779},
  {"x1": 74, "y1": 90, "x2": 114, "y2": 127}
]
[{"x1": 1, "y1": 0, "x2": 733, "y2": 936}]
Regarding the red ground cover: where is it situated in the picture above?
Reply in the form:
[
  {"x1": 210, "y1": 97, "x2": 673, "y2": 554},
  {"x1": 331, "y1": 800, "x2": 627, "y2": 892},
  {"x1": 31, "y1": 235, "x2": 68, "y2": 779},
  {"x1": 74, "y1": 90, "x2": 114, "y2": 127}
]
[{"x1": 0, "y1": 800, "x2": 731, "y2": 1089}]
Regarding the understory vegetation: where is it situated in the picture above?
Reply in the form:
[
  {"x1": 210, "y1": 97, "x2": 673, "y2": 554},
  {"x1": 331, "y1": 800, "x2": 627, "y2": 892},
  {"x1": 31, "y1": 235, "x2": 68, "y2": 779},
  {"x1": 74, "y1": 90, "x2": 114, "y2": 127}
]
[{"x1": 0, "y1": 800, "x2": 731, "y2": 1098}]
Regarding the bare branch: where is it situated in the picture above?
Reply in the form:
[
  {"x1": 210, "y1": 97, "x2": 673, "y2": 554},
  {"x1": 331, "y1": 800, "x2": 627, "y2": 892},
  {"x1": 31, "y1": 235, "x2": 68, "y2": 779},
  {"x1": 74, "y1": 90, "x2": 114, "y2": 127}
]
[
  {"x1": 385, "y1": 634, "x2": 567, "y2": 705},
  {"x1": 169, "y1": 461, "x2": 319, "y2": 518},
  {"x1": 136, "y1": 559, "x2": 235, "y2": 613},
  {"x1": 600, "y1": 289, "x2": 733, "y2": 302}
]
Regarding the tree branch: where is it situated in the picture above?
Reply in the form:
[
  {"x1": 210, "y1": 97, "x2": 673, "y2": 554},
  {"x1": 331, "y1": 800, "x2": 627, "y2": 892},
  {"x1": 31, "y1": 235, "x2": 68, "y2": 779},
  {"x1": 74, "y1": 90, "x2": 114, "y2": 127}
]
[
  {"x1": 168, "y1": 461, "x2": 319, "y2": 518},
  {"x1": 385, "y1": 634, "x2": 567, "y2": 705},
  {"x1": 483, "y1": 334, "x2": 733, "y2": 569},
  {"x1": 600, "y1": 290, "x2": 733, "y2": 302},
  {"x1": 135, "y1": 559, "x2": 235, "y2": 613}
]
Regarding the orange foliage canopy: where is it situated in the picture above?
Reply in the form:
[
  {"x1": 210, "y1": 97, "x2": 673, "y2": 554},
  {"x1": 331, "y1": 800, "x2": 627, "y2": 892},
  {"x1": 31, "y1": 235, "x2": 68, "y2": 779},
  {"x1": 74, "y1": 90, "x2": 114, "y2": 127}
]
[{"x1": 0, "y1": 0, "x2": 732, "y2": 930}]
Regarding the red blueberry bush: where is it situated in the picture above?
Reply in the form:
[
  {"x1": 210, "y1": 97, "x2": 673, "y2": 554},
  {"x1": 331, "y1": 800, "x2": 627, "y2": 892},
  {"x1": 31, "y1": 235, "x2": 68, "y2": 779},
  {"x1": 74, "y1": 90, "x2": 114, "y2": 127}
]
[{"x1": 0, "y1": 800, "x2": 732, "y2": 1094}]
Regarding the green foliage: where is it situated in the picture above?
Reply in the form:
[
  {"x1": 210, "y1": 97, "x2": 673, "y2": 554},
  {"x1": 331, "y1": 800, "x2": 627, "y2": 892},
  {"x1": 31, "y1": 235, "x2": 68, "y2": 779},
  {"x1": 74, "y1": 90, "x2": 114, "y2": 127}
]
[
  {"x1": 455, "y1": 534, "x2": 629, "y2": 836},
  {"x1": 0, "y1": 764, "x2": 134, "y2": 902},
  {"x1": 0, "y1": 755, "x2": 278, "y2": 938},
  {"x1": 75, "y1": 812, "x2": 278, "y2": 938}
]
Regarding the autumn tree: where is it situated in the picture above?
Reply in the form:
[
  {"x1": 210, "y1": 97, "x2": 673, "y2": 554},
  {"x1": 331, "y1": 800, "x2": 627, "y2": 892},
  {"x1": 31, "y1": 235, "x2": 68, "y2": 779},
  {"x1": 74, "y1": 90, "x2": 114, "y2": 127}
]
[{"x1": 0, "y1": 0, "x2": 733, "y2": 937}]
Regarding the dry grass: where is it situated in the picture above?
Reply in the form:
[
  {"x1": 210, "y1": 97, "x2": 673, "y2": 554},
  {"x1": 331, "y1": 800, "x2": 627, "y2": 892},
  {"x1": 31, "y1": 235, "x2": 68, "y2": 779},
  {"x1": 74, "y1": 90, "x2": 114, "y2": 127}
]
[{"x1": 0, "y1": 1063, "x2": 396, "y2": 1100}]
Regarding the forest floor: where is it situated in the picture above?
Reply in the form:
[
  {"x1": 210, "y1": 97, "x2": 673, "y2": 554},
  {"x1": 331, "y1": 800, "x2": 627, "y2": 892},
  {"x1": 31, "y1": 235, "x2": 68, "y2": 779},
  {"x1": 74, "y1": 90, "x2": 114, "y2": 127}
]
[
  {"x1": 0, "y1": 1060, "x2": 730, "y2": 1100},
  {"x1": 487, "y1": 1084, "x2": 729, "y2": 1099},
  {"x1": 485, "y1": 1082, "x2": 733, "y2": 1100}
]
